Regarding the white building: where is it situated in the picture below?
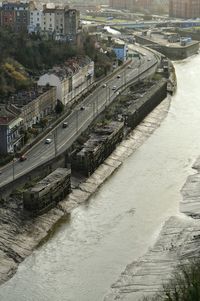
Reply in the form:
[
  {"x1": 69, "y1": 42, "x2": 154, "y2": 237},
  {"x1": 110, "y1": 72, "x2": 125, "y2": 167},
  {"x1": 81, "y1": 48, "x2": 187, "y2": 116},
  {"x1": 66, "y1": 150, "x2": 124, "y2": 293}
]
[
  {"x1": 42, "y1": 7, "x2": 55, "y2": 33},
  {"x1": 28, "y1": 9, "x2": 43, "y2": 33},
  {"x1": 37, "y1": 58, "x2": 94, "y2": 106}
]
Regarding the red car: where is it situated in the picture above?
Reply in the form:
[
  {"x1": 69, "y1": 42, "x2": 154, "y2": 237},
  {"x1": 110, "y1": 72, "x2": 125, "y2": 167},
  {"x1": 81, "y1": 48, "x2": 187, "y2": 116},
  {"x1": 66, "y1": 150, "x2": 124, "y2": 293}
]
[{"x1": 19, "y1": 155, "x2": 27, "y2": 162}]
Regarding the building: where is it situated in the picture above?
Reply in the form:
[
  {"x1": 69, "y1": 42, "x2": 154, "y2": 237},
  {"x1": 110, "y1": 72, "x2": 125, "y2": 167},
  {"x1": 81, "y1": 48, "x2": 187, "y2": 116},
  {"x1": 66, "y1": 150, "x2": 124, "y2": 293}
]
[
  {"x1": 109, "y1": 0, "x2": 168, "y2": 13},
  {"x1": 64, "y1": 9, "x2": 80, "y2": 41},
  {"x1": 38, "y1": 57, "x2": 94, "y2": 105},
  {"x1": 71, "y1": 121, "x2": 124, "y2": 176},
  {"x1": 112, "y1": 44, "x2": 128, "y2": 62},
  {"x1": 0, "y1": 105, "x2": 23, "y2": 154},
  {"x1": 169, "y1": 0, "x2": 200, "y2": 19},
  {"x1": 109, "y1": 0, "x2": 130, "y2": 10},
  {"x1": 28, "y1": 9, "x2": 43, "y2": 33},
  {"x1": 0, "y1": 2, "x2": 80, "y2": 38},
  {"x1": 7, "y1": 86, "x2": 56, "y2": 129},
  {"x1": 0, "y1": 2, "x2": 29, "y2": 32},
  {"x1": 23, "y1": 167, "x2": 71, "y2": 215}
]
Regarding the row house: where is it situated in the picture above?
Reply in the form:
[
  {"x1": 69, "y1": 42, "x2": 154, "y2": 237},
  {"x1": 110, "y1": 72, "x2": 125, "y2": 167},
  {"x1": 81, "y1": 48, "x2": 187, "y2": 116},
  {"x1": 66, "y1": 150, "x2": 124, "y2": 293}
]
[
  {"x1": 0, "y1": 105, "x2": 23, "y2": 154},
  {"x1": 0, "y1": 86, "x2": 56, "y2": 154},
  {"x1": 0, "y1": 1, "x2": 80, "y2": 39},
  {"x1": 29, "y1": 5, "x2": 80, "y2": 41},
  {"x1": 38, "y1": 57, "x2": 94, "y2": 106},
  {"x1": 0, "y1": 2, "x2": 29, "y2": 32},
  {"x1": 8, "y1": 86, "x2": 56, "y2": 129}
]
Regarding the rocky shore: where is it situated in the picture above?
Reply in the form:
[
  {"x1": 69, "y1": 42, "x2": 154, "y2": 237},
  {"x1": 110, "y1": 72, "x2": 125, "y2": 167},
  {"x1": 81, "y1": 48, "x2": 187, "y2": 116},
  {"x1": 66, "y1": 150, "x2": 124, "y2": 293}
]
[{"x1": 0, "y1": 96, "x2": 171, "y2": 285}]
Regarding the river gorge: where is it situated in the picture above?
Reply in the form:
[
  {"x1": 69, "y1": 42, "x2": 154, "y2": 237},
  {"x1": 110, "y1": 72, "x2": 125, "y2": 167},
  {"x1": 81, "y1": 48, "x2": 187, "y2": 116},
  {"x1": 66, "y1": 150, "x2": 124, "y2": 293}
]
[{"x1": 1, "y1": 54, "x2": 200, "y2": 301}]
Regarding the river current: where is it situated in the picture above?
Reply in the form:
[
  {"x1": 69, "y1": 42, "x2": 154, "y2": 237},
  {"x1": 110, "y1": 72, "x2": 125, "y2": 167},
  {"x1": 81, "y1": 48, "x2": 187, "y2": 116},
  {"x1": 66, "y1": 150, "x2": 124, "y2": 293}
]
[{"x1": 1, "y1": 55, "x2": 200, "y2": 300}]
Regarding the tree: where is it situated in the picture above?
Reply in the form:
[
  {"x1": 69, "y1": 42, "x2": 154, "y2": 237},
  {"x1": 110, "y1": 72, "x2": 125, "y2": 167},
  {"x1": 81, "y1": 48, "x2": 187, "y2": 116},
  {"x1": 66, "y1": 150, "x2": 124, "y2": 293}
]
[{"x1": 55, "y1": 100, "x2": 64, "y2": 114}]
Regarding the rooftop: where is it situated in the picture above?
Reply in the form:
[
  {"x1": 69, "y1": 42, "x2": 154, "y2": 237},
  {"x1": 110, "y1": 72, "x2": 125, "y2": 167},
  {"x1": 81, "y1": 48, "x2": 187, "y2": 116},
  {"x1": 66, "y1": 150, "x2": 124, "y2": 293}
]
[
  {"x1": 0, "y1": 105, "x2": 16, "y2": 125},
  {"x1": 30, "y1": 168, "x2": 70, "y2": 193},
  {"x1": 45, "y1": 56, "x2": 92, "y2": 80},
  {"x1": 77, "y1": 121, "x2": 123, "y2": 156},
  {"x1": 7, "y1": 85, "x2": 54, "y2": 107}
]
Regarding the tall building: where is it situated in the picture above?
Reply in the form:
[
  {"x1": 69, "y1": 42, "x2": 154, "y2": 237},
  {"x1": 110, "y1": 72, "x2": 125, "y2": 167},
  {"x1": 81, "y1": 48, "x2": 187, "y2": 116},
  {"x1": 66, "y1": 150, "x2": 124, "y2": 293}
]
[
  {"x1": 0, "y1": 2, "x2": 29, "y2": 32},
  {"x1": 169, "y1": 0, "x2": 200, "y2": 18},
  {"x1": 64, "y1": 9, "x2": 80, "y2": 40}
]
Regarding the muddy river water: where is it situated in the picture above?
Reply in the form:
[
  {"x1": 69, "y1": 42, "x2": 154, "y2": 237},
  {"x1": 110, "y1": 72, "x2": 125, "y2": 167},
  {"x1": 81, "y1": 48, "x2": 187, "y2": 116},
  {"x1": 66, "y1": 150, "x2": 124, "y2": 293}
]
[{"x1": 1, "y1": 55, "x2": 200, "y2": 301}]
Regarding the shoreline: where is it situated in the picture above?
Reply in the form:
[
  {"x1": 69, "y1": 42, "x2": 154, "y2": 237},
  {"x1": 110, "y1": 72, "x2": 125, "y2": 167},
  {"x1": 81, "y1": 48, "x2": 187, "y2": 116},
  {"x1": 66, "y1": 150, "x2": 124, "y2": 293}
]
[{"x1": 0, "y1": 95, "x2": 171, "y2": 286}]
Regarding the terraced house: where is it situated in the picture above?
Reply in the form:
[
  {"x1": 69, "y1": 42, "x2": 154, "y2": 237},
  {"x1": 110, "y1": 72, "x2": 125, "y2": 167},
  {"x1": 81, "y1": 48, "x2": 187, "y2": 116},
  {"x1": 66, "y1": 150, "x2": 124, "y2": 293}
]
[{"x1": 0, "y1": 1, "x2": 80, "y2": 41}]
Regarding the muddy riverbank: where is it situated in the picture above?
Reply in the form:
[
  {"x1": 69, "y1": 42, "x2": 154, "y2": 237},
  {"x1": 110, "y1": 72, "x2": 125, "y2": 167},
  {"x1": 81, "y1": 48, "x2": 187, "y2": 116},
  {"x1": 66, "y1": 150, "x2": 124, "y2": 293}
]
[
  {"x1": 0, "y1": 95, "x2": 171, "y2": 286},
  {"x1": 104, "y1": 157, "x2": 200, "y2": 301}
]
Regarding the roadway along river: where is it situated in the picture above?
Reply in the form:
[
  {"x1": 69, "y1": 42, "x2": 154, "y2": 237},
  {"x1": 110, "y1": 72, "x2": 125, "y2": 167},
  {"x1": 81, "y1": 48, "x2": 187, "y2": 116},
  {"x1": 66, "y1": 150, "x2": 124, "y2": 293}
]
[{"x1": 1, "y1": 54, "x2": 200, "y2": 301}]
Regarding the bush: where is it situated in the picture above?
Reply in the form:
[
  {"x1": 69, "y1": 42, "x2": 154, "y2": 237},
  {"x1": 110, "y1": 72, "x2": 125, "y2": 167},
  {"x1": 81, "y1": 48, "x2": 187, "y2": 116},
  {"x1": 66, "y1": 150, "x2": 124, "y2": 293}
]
[{"x1": 144, "y1": 259, "x2": 200, "y2": 301}]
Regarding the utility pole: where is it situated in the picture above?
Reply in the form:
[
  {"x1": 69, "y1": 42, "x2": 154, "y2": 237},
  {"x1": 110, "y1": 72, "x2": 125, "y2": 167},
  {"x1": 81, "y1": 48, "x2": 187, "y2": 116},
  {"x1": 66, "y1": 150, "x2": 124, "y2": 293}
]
[
  {"x1": 138, "y1": 56, "x2": 141, "y2": 83},
  {"x1": 93, "y1": 100, "x2": 95, "y2": 117},
  {"x1": 76, "y1": 110, "x2": 79, "y2": 133},
  {"x1": 12, "y1": 157, "x2": 15, "y2": 181},
  {"x1": 96, "y1": 91, "x2": 99, "y2": 114},
  {"x1": 54, "y1": 128, "x2": 57, "y2": 157}
]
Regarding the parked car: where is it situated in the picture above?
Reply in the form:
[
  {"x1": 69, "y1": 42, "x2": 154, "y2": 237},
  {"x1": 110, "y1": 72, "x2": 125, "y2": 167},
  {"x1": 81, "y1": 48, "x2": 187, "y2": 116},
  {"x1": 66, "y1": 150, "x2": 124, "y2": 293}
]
[
  {"x1": 102, "y1": 83, "x2": 107, "y2": 88},
  {"x1": 117, "y1": 75, "x2": 121, "y2": 79},
  {"x1": 112, "y1": 86, "x2": 117, "y2": 90},
  {"x1": 80, "y1": 106, "x2": 85, "y2": 111},
  {"x1": 62, "y1": 122, "x2": 68, "y2": 128},
  {"x1": 45, "y1": 138, "x2": 52, "y2": 144},
  {"x1": 19, "y1": 155, "x2": 27, "y2": 162}
]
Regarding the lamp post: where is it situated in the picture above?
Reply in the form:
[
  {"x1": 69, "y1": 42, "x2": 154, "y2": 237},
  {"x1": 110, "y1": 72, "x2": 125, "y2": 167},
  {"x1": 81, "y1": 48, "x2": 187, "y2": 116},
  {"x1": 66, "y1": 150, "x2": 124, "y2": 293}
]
[
  {"x1": 138, "y1": 56, "x2": 141, "y2": 83},
  {"x1": 106, "y1": 86, "x2": 111, "y2": 105},
  {"x1": 76, "y1": 110, "x2": 79, "y2": 133},
  {"x1": 53, "y1": 128, "x2": 58, "y2": 157},
  {"x1": 12, "y1": 157, "x2": 15, "y2": 182}
]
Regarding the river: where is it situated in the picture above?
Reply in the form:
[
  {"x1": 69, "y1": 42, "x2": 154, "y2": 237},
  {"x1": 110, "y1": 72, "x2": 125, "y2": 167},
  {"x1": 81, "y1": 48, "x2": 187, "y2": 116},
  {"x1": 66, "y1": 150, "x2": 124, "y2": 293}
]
[{"x1": 1, "y1": 55, "x2": 200, "y2": 301}]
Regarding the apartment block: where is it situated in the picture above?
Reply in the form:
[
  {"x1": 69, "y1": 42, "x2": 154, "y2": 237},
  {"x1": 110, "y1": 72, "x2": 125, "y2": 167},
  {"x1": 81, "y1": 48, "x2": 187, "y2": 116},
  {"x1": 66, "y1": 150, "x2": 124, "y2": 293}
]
[{"x1": 169, "y1": 0, "x2": 200, "y2": 18}]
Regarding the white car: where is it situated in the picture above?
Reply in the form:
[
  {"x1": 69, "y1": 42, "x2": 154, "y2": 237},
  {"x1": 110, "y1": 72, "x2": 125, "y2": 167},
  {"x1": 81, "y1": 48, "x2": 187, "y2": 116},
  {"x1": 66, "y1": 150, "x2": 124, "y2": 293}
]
[
  {"x1": 112, "y1": 86, "x2": 117, "y2": 90},
  {"x1": 45, "y1": 138, "x2": 52, "y2": 144},
  {"x1": 102, "y1": 83, "x2": 107, "y2": 88}
]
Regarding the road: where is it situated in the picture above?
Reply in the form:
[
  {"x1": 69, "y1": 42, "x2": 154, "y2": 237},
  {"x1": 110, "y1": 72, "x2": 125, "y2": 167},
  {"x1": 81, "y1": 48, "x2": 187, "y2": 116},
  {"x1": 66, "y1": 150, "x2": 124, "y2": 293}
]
[{"x1": 0, "y1": 48, "x2": 158, "y2": 188}]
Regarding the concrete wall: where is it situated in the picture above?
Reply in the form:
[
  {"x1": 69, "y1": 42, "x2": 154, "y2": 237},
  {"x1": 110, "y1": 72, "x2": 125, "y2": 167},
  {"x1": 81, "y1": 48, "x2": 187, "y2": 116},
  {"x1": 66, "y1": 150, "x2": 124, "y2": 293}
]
[
  {"x1": 135, "y1": 35, "x2": 199, "y2": 60},
  {"x1": 126, "y1": 79, "x2": 167, "y2": 129},
  {"x1": 0, "y1": 153, "x2": 67, "y2": 201}
]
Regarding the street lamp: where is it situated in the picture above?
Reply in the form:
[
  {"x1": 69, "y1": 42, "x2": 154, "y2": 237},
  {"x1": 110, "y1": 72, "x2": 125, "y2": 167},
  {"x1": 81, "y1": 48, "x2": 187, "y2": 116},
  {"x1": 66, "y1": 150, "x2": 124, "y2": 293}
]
[
  {"x1": 137, "y1": 56, "x2": 141, "y2": 83},
  {"x1": 106, "y1": 85, "x2": 111, "y2": 106},
  {"x1": 53, "y1": 128, "x2": 58, "y2": 157},
  {"x1": 12, "y1": 157, "x2": 15, "y2": 182}
]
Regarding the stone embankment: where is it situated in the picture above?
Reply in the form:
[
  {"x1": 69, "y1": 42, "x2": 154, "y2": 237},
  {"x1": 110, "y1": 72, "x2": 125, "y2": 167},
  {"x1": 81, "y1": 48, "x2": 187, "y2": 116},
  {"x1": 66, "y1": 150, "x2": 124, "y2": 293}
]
[{"x1": 0, "y1": 92, "x2": 171, "y2": 285}]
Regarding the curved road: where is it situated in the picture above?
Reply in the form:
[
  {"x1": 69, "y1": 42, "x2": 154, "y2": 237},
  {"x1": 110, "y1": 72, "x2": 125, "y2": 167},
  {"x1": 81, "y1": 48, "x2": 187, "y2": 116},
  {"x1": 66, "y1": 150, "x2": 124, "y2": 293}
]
[{"x1": 0, "y1": 49, "x2": 158, "y2": 188}]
